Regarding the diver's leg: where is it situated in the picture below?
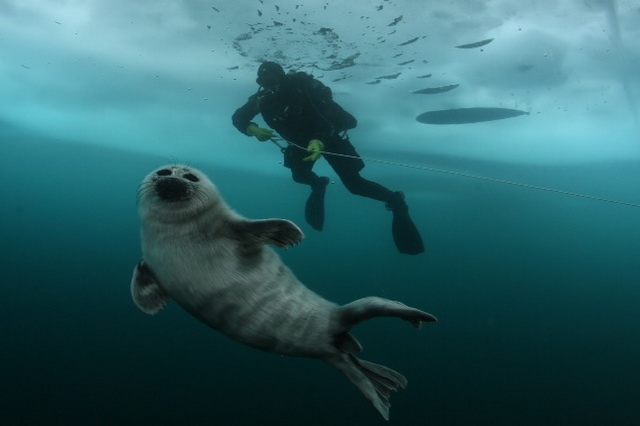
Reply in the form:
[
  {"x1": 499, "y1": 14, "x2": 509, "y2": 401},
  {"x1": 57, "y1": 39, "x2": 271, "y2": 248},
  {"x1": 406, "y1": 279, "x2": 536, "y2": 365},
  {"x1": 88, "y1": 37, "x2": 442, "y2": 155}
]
[
  {"x1": 291, "y1": 167, "x2": 325, "y2": 186},
  {"x1": 284, "y1": 146, "x2": 329, "y2": 230},
  {"x1": 336, "y1": 170, "x2": 394, "y2": 202},
  {"x1": 327, "y1": 143, "x2": 424, "y2": 255}
]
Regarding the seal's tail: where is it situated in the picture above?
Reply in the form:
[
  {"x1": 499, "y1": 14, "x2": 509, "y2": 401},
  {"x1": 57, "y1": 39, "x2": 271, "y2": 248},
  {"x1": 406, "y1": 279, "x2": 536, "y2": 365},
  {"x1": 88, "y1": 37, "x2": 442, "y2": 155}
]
[
  {"x1": 327, "y1": 296, "x2": 437, "y2": 420},
  {"x1": 327, "y1": 353, "x2": 407, "y2": 421}
]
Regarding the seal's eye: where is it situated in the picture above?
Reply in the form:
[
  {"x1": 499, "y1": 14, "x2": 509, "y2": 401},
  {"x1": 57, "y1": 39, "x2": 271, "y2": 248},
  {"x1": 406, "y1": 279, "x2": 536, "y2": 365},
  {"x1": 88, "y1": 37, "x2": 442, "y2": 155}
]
[
  {"x1": 157, "y1": 169, "x2": 172, "y2": 176},
  {"x1": 184, "y1": 173, "x2": 199, "y2": 182}
]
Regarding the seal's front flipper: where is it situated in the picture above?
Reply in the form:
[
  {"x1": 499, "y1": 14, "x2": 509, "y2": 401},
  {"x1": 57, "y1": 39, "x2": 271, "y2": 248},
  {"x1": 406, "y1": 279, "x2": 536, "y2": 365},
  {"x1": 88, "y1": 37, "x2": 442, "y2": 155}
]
[
  {"x1": 338, "y1": 296, "x2": 437, "y2": 330},
  {"x1": 130, "y1": 260, "x2": 168, "y2": 315},
  {"x1": 232, "y1": 218, "x2": 304, "y2": 248}
]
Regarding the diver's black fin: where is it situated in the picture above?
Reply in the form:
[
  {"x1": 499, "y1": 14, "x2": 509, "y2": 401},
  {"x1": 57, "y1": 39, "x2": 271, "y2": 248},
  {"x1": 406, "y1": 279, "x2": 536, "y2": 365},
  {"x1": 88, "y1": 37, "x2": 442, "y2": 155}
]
[
  {"x1": 305, "y1": 177, "x2": 329, "y2": 231},
  {"x1": 387, "y1": 192, "x2": 424, "y2": 255},
  {"x1": 392, "y1": 210, "x2": 424, "y2": 254}
]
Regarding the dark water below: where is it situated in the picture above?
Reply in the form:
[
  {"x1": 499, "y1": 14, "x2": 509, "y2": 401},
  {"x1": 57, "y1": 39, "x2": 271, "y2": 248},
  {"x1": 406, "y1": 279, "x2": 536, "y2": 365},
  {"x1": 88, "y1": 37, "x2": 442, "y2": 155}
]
[{"x1": 2, "y1": 132, "x2": 639, "y2": 425}]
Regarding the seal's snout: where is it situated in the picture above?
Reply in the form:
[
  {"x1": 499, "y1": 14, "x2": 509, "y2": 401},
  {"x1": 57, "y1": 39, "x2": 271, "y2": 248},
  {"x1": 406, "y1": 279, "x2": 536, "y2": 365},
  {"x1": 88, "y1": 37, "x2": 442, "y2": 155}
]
[{"x1": 155, "y1": 177, "x2": 189, "y2": 202}]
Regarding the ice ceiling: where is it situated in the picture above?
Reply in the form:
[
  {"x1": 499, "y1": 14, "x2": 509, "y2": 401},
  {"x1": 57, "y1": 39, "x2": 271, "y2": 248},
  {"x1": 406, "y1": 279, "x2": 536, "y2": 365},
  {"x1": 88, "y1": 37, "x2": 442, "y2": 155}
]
[{"x1": 1, "y1": 0, "x2": 639, "y2": 170}]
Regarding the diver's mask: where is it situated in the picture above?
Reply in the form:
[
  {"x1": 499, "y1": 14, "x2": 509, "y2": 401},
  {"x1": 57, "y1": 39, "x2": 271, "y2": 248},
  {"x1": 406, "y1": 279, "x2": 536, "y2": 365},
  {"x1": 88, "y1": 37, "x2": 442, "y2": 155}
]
[{"x1": 256, "y1": 61, "x2": 285, "y2": 89}]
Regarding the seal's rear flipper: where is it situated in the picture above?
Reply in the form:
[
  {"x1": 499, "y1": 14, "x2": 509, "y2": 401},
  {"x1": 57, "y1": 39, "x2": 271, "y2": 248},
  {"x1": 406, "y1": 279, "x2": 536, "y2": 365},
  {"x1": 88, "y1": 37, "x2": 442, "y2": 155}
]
[
  {"x1": 130, "y1": 260, "x2": 168, "y2": 315},
  {"x1": 230, "y1": 218, "x2": 304, "y2": 248},
  {"x1": 327, "y1": 353, "x2": 407, "y2": 421},
  {"x1": 330, "y1": 297, "x2": 436, "y2": 419},
  {"x1": 338, "y1": 296, "x2": 437, "y2": 330}
]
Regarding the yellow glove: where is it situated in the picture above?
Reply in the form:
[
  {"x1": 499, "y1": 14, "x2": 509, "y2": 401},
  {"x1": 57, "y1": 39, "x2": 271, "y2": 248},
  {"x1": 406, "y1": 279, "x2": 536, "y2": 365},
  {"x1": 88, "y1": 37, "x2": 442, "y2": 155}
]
[
  {"x1": 303, "y1": 139, "x2": 324, "y2": 162},
  {"x1": 246, "y1": 124, "x2": 274, "y2": 142}
]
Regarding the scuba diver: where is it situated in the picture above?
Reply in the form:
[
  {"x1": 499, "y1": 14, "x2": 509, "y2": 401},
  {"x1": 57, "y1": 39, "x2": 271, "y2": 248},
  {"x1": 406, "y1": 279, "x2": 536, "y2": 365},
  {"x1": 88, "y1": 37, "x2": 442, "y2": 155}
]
[{"x1": 231, "y1": 61, "x2": 424, "y2": 255}]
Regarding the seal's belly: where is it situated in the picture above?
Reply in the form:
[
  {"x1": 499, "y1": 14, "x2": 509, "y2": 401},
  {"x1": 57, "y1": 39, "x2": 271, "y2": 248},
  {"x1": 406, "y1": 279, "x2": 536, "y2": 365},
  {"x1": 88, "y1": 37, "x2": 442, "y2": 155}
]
[{"x1": 146, "y1": 239, "x2": 337, "y2": 356}]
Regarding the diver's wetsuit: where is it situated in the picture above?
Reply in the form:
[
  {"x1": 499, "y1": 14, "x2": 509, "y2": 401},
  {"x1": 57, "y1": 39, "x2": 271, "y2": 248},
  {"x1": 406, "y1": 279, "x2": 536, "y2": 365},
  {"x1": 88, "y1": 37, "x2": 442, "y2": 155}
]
[{"x1": 232, "y1": 72, "x2": 396, "y2": 203}]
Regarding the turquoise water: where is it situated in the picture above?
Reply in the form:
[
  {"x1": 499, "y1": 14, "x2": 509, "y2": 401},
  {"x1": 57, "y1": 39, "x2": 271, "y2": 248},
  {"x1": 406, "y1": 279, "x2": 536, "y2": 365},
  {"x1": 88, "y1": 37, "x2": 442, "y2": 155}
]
[{"x1": 2, "y1": 126, "x2": 639, "y2": 425}]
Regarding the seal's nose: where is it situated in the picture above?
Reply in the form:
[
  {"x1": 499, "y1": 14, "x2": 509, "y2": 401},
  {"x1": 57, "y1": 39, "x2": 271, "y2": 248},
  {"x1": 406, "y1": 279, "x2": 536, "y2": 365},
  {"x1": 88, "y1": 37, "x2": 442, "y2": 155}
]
[{"x1": 156, "y1": 177, "x2": 189, "y2": 201}]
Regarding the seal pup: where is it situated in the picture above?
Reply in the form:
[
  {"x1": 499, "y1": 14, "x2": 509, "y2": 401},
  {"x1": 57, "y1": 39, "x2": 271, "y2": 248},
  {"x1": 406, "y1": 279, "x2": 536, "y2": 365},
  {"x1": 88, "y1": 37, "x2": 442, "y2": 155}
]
[{"x1": 131, "y1": 164, "x2": 437, "y2": 420}]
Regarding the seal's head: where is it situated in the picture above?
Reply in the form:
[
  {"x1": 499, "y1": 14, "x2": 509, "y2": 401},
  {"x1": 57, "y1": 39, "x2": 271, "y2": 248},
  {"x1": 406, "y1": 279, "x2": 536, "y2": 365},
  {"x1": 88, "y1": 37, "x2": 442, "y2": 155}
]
[{"x1": 137, "y1": 165, "x2": 218, "y2": 222}]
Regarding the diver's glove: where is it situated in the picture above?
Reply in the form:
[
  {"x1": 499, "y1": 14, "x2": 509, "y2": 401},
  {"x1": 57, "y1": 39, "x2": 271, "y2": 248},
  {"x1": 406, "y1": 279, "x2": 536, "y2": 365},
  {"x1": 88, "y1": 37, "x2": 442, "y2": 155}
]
[
  {"x1": 303, "y1": 139, "x2": 324, "y2": 162},
  {"x1": 246, "y1": 124, "x2": 274, "y2": 142}
]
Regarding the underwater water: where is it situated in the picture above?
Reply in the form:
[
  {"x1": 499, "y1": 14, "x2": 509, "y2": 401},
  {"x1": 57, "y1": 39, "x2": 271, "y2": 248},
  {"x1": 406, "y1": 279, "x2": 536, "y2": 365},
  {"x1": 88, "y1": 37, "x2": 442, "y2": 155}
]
[
  {"x1": 2, "y1": 1, "x2": 640, "y2": 425},
  {"x1": 2, "y1": 130, "x2": 640, "y2": 426}
]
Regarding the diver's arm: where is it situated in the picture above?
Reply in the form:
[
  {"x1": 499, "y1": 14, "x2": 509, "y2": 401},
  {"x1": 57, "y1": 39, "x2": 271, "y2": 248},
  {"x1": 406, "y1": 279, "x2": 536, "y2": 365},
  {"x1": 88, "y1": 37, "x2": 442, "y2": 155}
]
[{"x1": 232, "y1": 94, "x2": 260, "y2": 134}]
